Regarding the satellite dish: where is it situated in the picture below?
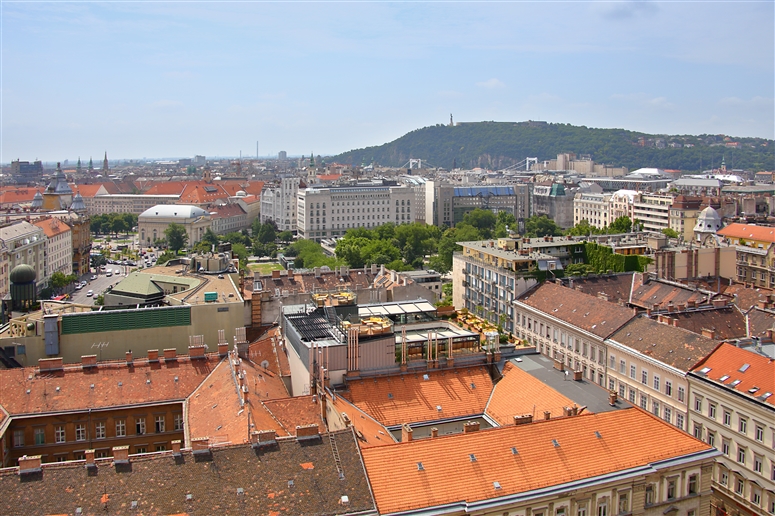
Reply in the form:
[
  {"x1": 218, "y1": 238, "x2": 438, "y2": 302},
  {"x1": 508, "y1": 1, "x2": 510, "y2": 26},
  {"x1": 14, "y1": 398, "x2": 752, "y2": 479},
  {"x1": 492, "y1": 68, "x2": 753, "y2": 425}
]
[{"x1": 260, "y1": 360, "x2": 270, "y2": 369}]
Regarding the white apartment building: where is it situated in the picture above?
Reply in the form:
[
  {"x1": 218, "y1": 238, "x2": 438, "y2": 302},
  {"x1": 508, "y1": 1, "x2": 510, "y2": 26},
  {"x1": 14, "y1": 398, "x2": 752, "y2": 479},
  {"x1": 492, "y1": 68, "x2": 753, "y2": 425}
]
[
  {"x1": 573, "y1": 192, "x2": 612, "y2": 229},
  {"x1": 604, "y1": 316, "x2": 717, "y2": 434},
  {"x1": 399, "y1": 176, "x2": 427, "y2": 223},
  {"x1": 297, "y1": 184, "x2": 413, "y2": 241},
  {"x1": 0, "y1": 221, "x2": 47, "y2": 291},
  {"x1": 688, "y1": 342, "x2": 775, "y2": 516},
  {"x1": 88, "y1": 194, "x2": 181, "y2": 215},
  {"x1": 610, "y1": 190, "x2": 637, "y2": 221},
  {"x1": 33, "y1": 217, "x2": 73, "y2": 279},
  {"x1": 260, "y1": 177, "x2": 300, "y2": 232},
  {"x1": 633, "y1": 193, "x2": 675, "y2": 232}
]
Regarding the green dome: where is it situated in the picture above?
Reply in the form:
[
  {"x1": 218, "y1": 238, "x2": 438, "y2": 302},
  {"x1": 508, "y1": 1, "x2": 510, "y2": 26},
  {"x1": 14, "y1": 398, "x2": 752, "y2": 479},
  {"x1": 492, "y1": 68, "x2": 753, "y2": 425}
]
[{"x1": 10, "y1": 264, "x2": 36, "y2": 284}]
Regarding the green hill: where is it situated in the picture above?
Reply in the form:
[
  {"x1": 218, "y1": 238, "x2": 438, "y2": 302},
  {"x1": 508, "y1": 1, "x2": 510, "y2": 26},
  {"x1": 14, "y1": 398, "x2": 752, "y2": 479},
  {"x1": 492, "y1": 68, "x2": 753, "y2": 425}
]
[{"x1": 333, "y1": 122, "x2": 774, "y2": 172}]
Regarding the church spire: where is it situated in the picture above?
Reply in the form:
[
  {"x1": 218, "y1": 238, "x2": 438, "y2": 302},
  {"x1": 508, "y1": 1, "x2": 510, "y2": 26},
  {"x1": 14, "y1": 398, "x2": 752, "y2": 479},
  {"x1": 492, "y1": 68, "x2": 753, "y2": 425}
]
[
  {"x1": 77, "y1": 157, "x2": 82, "y2": 173},
  {"x1": 88, "y1": 157, "x2": 93, "y2": 172},
  {"x1": 102, "y1": 151, "x2": 109, "y2": 172}
]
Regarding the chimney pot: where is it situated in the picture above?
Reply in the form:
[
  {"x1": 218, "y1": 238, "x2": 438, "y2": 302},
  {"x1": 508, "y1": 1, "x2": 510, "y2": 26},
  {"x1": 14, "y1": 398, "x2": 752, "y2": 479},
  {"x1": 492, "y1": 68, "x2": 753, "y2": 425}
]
[
  {"x1": 188, "y1": 345, "x2": 206, "y2": 359},
  {"x1": 463, "y1": 421, "x2": 480, "y2": 433},
  {"x1": 147, "y1": 349, "x2": 159, "y2": 362},
  {"x1": 543, "y1": 410, "x2": 551, "y2": 420},
  {"x1": 163, "y1": 348, "x2": 177, "y2": 361},
  {"x1": 218, "y1": 342, "x2": 229, "y2": 357},
  {"x1": 126, "y1": 351, "x2": 133, "y2": 364},
  {"x1": 81, "y1": 354, "x2": 97, "y2": 369},
  {"x1": 401, "y1": 423, "x2": 413, "y2": 442},
  {"x1": 171, "y1": 440, "x2": 182, "y2": 456},
  {"x1": 431, "y1": 427, "x2": 438, "y2": 438}
]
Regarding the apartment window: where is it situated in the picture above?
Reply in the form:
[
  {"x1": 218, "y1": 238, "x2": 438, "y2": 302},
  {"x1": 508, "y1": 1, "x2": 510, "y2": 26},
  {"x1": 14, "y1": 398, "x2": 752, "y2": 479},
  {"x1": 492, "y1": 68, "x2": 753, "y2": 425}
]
[
  {"x1": 754, "y1": 454, "x2": 763, "y2": 473},
  {"x1": 116, "y1": 419, "x2": 126, "y2": 437},
  {"x1": 677, "y1": 386, "x2": 685, "y2": 402},
  {"x1": 34, "y1": 428, "x2": 45, "y2": 445},
  {"x1": 644, "y1": 485, "x2": 654, "y2": 506},
  {"x1": 755, "y1": 425, "x2": 764, "y2": 442},
  {"x1": 55, "y1": 426, "x2": 65, "y2": 443},
  {"x1": 95, "y1": 422, "x2": 106, "y2": 439},
  {"x1": 769, "y1": 499, "x2": 775, "y2": 515},
  {"x1": 720, "y1": 471, "x2": 728, "y2": 486},
  {"x1": 609, "y1": 355, "x2": 615, "y2": 369},
  {"x1": 663, "y1": 406, "x2": 672, "y2": 423},
  {"x1": 136, "y1": 417, "x2": 146, "y2": 436},
  {"x1": 619, "y1": 360, "x2": 625, "y2": 374},
  {"x1": 708, "y1": 403, "x2": 716, "y2": 419},
  {"x1": 735, "y1": 478, "x2": 744, "y2": 495},
  {"x1": 739, "y1": 417, "x2": 747, "y2": 434},
  {"x1": 155, "y1": 416, "x2": 165, "y2": 433},
  {"x1": 664, "y1": 380, "x2": 672, "y2": 397},
  {"x1": 135, "y1": 446, "x2": 147, "y2": 454},
  {"x1": 676, "y1": 413, "x2": 684, "y2": 430},
  {"x1": 617, "y1": 492, "x2": 629, "y2": 514},
  {"x1": 174, "y1": 414, "x2": 184, "y2": 431},
  {"x1": 609, "y1": 378, "x2": 615, "y2": 391},
  {"x1": 737, "y1": 446, "x2": 746, "y2": 464},
  {"x1": 13, "y1": 430, "x2": 24, "y2": 447},
  {"x1": 752, "y1": 489, "x2": 761, "y2": 506},
  {"x1": 629, "y1": 365, "x2": 636, "y2": 379},
  {"x1": 667, "y1": 478, "x2": 677, "y2": 500},
  {"x1": 693, "y1": 424, "x2": 703, "y2": 440},
  {"x1": 653, "y1": 375, "x2": 660, "y2": 391},
  {"x1": 723, "y1": 410, "x2": 731, "y2": 426},
  {"x1": 652, "y1": 401, "x2": 660, "y2": 417},
  {"x1": 156, "y1": 444, "x2": 167, "y2": 452},
  {"x1": 640, "y1": 394, "x2": 648, "y2": 410},
  {"x1": 628, "y1": 388, "x2": 636, "y2": 403},
  {"x1": 694, "y1": 396, "x2": 702, "y2": 412},
  {"x1": 76, "y1": 424, "x2": 86, "y2": 442},
  {"x1": 597, "y1": 501, "x2": 607, "y2": 516},
  {"x1": 707, "y1": 431, "x2": 715, "y2": 447},
  {"x1": 577, "y1": 505, "x2": 587, "y2": 516},
  {"x1": 722, "y1": 439, "x2": 730, "y2": 456},
  {"x1": 688, "y1": 474, "x2": 698, "y2": 495}
]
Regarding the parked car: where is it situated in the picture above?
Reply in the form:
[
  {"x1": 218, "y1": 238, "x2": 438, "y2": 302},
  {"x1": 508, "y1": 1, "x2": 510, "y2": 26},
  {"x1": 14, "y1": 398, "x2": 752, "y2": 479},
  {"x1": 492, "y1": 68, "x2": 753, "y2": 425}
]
[{"x1": 86, "y1": 290, "x2": 94, "y2": 297}]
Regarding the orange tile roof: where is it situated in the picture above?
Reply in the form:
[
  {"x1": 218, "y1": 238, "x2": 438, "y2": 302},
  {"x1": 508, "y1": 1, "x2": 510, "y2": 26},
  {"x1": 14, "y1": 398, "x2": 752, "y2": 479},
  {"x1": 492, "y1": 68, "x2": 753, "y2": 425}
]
[
  {"x1": 142, "y1": 182, "x2": 187, "y2": 196},
  {"x1": 262, "y1": 396, "x2": 326, "y2": 434},
  {"x1": 691, "y1": 342, "x2": 775, "y2": 406},
  {"x1": 316, "y1": 174, "x2": 342, "y2": 181},
  {"x1": 0, "y1": 187, "x2": 44, "y2": 204},
  {"x1": 341, "y1": 367, "x2": 493, "y2": 427},
  {"x1": 186, "y1": 353, "x2": 290, "y2": 444},
  {"x1": 32, "y1": 217, "x2": 71, "y2": 238},
  {"x1": 71, "y1": 184, "x2": 106, "y2": 197},
  {"x1": 329, "y1": 392, "x2": 396, "y2": 448},
  {"x1": 485, "y1": 362, "x2": 583, "y2": 425},
  {"x1": 0, "y1": 355, "x2": 221, "y2": 416},
  {"x1": 717, "y1": 223, "x2": 775, "y2": 244},
  {"x1": 361, "y1": 408, "x2": 714, "y2": 514},
  {"x1": 246, "y1": 327, "x2": 290, "y2": 377}
]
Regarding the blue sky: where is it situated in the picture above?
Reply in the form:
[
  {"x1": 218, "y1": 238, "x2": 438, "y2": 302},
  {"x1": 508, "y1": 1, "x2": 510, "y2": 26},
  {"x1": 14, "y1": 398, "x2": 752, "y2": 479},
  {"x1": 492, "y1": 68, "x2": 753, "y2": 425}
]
[{"x1": 2, "y1": 1, "x2": 773, "y2": 163}]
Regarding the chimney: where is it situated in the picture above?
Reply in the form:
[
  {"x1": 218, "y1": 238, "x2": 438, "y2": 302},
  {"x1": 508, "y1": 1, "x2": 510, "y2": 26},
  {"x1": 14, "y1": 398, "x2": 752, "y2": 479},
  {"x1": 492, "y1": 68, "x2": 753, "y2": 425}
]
[
  {"x1": 38, "y1": 357, "x2": 63, "y2": 373},
  {"x1": 608, "y1": 391, "x2": 617, "y2": 406},
  {"x1": 463, "y1": 421, "x2": 480, "y2": 433},
  {"x1": 171, "y1": 440, "x2": 182, "y2": 456},
  {"x1": 543, "y1": 410, "x2": 551, "y2": 420},
  {"x1": 257, "y1": 429, "x2": 277, "y2": 446},
  {"x1": 563, "y1": 406, "x2": 573, "y2": 417},
  {"x1": 431, "y1": 427, "x2": 438, "y2": 438},
  {"x1": 667, "y1": 302, "x2": 675, "y2": 312},
  {"x1": 272, "y1": 269, "x2": 281, "y2": 279},
  {"x1": 712, "y1": 298, "x2": 726, "y2": 308},
  {"x1": 218, "y1": 342, "x2": 229, "y2": 357},
  {"x1": 84, "y1": 449, "x2": 96, "y2": 470},
  {"x1": 126, "y1": 351, "x2": 133, "y2": 364},
  {"x1": 191, "y1": 437, "x2": 210, "y2": 456},
  {"x1": 672, "y1": 318, "x2": 678, "y2": 327},
  {"x1": 163, "y1": 348, "x2": 177, "y2": 361},
  {"x1": 513, "y1": 414, "x2": 533, "y2": 426},
  {"x1": 112, "y1": 446, "x2": 130, "y2": 465},
  {"x1": 147, "y1": 349, "x2": 159, "y2": 363},
  {"x1": 188, "y1": 345, "x2": 207, "y2": 359},
  {"x1": 242, "y1": 385, "x2": 249, "y2": 406},
  {"x1": 401, "y1": 423, "x2": 413, "y2": 442},
  {"x1": 81, "y1": 354, "x2": 97, "y2": 369},
  {"x1": 296, "y1": 424, "x2": 320, "y2": 441},
  {"x1": 677, "y1": 303, "x2": 686, "y2": 311},
  {"x1": 702, "y1": 328, "x2": 716, "y2": 339},
  {"x1": 687, "y1": 300, "x2": 696, "y2": 309},
  {"x1": 18, "y1": 455, "x2": 42, "y2": 474},
  {"x1": 757, "y1": 300, "x2": 768, "y2": 309}
]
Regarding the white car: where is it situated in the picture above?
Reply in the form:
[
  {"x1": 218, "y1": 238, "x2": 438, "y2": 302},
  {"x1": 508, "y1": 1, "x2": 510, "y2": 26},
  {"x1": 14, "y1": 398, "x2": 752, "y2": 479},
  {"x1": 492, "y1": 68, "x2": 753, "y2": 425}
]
[{"x1": 86, "y1": 290, "x2": 94, "y2": 297}]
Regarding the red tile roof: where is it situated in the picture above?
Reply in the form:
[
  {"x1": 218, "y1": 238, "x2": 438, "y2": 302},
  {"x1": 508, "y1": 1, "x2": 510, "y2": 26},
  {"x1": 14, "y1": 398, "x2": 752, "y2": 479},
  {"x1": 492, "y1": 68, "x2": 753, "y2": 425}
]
[
  {"x1": 340, "y1": 366, "x2": 493, "y2": 427},
  {"x1": 0, "y1": 187, "x2": 44, "y2": 204},
  {"x1": 485, "y1": 362, "x2": 582, "y2": 425},
  {"x1": 329, "y1": 393, "x2": 396, "y2": 448},
  {"x1": 263, "y1": 396, "x2": 326, "y2": 434},
  {"x1": 361, "y1": 408, "x2": 714, "y2": 514},
  {"x1": 629, "y1": 273, "x2": 711, "y2": 310},
  {"x1": 717, "y1": 223, "x2": 775, "y2": 244},
  {"x1": 691, "y1": 342, "x2": 775, "y2": 406},
  {"x1": 32, "y1": 217, "x2": 71, "y2": 238},
  {"x1": 518, "y1": 282, "x2": 635, "y2": 339}
]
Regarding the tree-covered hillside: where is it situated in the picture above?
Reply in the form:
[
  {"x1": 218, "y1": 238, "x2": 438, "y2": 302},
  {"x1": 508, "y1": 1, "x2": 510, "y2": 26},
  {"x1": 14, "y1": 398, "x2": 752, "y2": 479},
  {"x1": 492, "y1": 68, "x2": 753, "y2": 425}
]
[{"x1": 333, "y1": 122, "x2": 774, "y2": 172}]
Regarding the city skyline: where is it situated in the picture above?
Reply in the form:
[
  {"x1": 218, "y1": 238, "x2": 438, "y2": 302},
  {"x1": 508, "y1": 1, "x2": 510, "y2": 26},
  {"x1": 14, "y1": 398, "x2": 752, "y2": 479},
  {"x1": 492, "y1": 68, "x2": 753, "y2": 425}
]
[{"x1": 2, "y1": 1, "x2": 773, "y2": 163}]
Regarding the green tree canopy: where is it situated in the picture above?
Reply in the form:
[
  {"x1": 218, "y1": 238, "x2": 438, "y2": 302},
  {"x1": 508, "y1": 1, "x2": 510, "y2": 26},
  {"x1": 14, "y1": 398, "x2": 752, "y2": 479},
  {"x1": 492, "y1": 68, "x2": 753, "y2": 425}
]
[
  {"x1": 164, "y1": 223, "x2": 188, "y2": 252},
  {"x1": 524, "y1": 215, "x2": 562, "y2": 238}
]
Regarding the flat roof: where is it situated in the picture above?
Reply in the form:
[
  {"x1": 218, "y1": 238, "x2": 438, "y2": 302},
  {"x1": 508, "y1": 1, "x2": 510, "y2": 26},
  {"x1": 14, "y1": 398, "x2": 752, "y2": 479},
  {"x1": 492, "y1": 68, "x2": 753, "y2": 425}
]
[{"x1": 358, "y1": 300, "x2": 436, "y2": 317}]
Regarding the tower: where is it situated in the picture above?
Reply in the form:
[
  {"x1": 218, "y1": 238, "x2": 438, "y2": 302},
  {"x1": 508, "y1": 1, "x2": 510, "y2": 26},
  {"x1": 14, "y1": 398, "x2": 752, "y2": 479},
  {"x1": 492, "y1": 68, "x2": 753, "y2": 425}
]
[
  {"x1": 102, "y1": 152, "x2": 109, "y2": 172},
  {"x1": 76, "y1": 157, "x2": 82, "y2": 174},
  {"x1": 450, "y1": 113, "x2": 453, "y2": 127},
  {"x1": 720, "y1": 156, "x2": 726, "y2": 173},
  {"x1": 88, "y1": 157, "x2": 93, "y2": 172}
]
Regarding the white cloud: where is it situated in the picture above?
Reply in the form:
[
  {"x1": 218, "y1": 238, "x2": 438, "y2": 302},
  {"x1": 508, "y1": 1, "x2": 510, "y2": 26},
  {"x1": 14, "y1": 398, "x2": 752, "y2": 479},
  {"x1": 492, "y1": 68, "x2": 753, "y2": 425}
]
[{"x1": 476, "y1": 78, "x2": 505, "y2": 89}]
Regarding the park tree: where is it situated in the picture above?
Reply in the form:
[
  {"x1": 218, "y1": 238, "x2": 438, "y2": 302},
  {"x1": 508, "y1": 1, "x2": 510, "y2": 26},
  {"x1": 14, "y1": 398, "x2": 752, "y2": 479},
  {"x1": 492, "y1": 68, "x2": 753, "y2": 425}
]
[
  {"x1": 608, "y1": 216, "x2": 633, "y2": 234},
  {"x1": 524, "y1": 215, "x2": 562, "y2": 238},
  {"x1": 494, "y1": 211, "x2": 517, "y2": 238},
  {"x1": 462, "y1": 209, "x2": 496, "y2": 238},
  {"x1": 164, "y1": 223, "x2": 188, "y2": 252}
]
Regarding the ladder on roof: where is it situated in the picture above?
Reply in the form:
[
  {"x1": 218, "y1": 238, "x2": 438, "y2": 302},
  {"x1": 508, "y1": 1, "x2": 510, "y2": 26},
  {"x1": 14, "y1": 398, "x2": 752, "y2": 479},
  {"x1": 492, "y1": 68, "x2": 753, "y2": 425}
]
[
  {"x1": 324, "y1": 305, "x2": 338, "y2": 325},
  {"x1": 329, "y1": 433, "x2": 344, "y2": 480}
]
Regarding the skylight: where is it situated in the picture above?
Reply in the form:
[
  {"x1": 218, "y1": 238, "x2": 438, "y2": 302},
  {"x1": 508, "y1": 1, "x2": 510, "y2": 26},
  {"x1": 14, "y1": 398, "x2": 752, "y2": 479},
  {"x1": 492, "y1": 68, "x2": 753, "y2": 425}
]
[
  {"x1": 699, "y1": 367, "x2": 711, "y2": 374},
  {"x1": 738, "y1": 363, "x2": 750, "y2": 373},
  {"x1": 719, "y1": 375, "x2": 730, "y2": 382},
  {"x1": 730, "y1": 380, "x2": 742, "y2": 387}
]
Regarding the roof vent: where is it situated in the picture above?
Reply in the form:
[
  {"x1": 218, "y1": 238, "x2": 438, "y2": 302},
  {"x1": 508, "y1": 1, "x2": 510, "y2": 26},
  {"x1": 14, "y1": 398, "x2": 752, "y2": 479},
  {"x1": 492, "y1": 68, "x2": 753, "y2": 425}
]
[
  {"x1": 469, "y1": 454, "x2": 477, "y2": 462},
  {"x1": 511, "y1": 447, "x2": 518, "y2": 455},
  {"x1": 236, "y1": 488, "x2": 244, "y2": 496},
  {"x1": 56, "y1": 386, "x2": 60, "y2": 392},
  {"x1": 493, "y1": 481, "x2": 502, "y2": 490},
  {"x1": 423, "y1": 374, "x2": 430, "y2": 381},
  {"x1": 387, "y1": 393, "x2": 393, "y2": 399},
  {"x1": 146, "y1": 379, "x2": 151, "y2": 384},
  {"x1": 417, "y1": 462, "x2": 424, "y2": 471},
  {"x1": 595, "y1": 431, "x2": 602, "y2": 439},
  {"x1": 118, "y1": 381, "x2": 123, "y2": 387},
  {"x1": 26, "y1": 389, "x2": 30, "y2": 395},
  {"x1": 340, "y1": 495, "x2": 350, "y2": 505},
  {"x1": 470, "y1": 383, "x2": 476, "y2": 389},
  {"x1": 90, "y1": 384, "x2": 94, "y2": 389},
  {"x1": 130, "y1": 501, "x2": 138, "y2": 510},
  {"x1": 738, "y1": 363, "x2": 750, "y2": 373},
  {"x1": 288, "y1": 480, "x2": 295, "y2": 488},
  {"x1": 436, "y1": 405, "x2": 442, "y2": 412},
  {"x1": 552, "y1": 439, "x2": 560, "y2": 447},
  {"x1": 186, "y1": 494, "x2": 193, "y2": 502}
]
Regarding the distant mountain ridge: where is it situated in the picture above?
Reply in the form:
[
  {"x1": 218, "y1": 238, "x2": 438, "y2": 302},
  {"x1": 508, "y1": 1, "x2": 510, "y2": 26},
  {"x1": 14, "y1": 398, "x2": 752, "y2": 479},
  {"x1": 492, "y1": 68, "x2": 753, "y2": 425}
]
[{"x1": 333, "y1": 121, "x2": 774, "y2": 173}]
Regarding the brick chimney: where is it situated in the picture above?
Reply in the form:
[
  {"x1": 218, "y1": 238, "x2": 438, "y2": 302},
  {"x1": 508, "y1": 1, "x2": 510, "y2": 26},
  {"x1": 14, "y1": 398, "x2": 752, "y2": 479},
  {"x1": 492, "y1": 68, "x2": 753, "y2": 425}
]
[
  {"x1": 513, "y1": 414, "x2": 533, "y2": 426},
  {"x1": 687, "y1": 300, "x2": 696, "y2": 309},
  {"x1": 171, "y1": 440, "x2": 182, "y2": 456},
  {"x1": 272, "y1": 269, "x2": 281, "y2": 279},
  {"x1": 191, "y1": 437, "x2": 210, "y2": 455},
  {"x1": 401, "y1": 423, "x2": 413, "y2": 442},
  {"x1": 147, "y1": 349, "x2": 159, "y2": 362},
  {"x1": 463, "y1": 421, "x2": 480, "y2": 433},
  {"x1": 112, "y1": 446, "x2": 130, "y2": 465},
  {"x1": 188, "y1": 345, "x2": 206, "y2": 359},
  {"x1": 609, "y1": 391, "x2": 617, "y2": 406},
  {"x1": 712, "y1": 298, "x2": 726, "y2": 308},
  {"x1": 81, "y1": 355, "x2": 97, "y2": 369},
  {"x1": 126, "y1": 351, "x2": 133, "y2": 364},
  {"x1": 84, "y1": 449, "x2": 96, "y2": 469},
  {"x1": 543, "y1": 410, "x2": 551, "y2": 420},
  {"x1": 18, "y1": 455, "x2": 42, "y2": 474},
  {"x1": 163, "y1": 348, "x2": 177, "y2": 361},
  {"x1": 702, "y1": 328, "x2": 716, "y2": 339},
  {"x1": 218, "y1": 342, "x2": 229, "y2": 357},
  {"x1": 296, "y1": 424, "x2": 320, "y2": 441},
  {"x1": 257, "y1": 430, "x2": 277, "y2": 445},
  {"x1": 431, "y1": 427, "x2": 438, "y2": 438},
  {"x1": 38, "y1": 357, "x2": 63, "y2": 373}
]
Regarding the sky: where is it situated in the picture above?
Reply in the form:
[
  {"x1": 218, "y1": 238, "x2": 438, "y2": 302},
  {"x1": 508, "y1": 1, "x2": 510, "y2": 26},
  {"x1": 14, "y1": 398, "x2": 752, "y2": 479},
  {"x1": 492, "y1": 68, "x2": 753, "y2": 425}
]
[{"x1": 1, "y1": 1, "x2": 773, "y2": 163}]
